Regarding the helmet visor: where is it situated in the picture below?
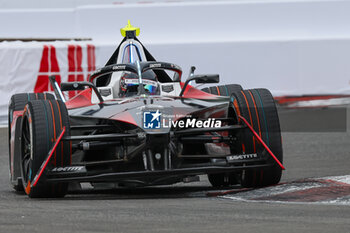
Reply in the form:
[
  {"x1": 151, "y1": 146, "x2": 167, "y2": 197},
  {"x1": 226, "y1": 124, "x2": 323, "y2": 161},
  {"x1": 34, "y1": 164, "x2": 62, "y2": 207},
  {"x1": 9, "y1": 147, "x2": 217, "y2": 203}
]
[{"x1": 120, "y1": 78, "x2": 158, "y2": 96}]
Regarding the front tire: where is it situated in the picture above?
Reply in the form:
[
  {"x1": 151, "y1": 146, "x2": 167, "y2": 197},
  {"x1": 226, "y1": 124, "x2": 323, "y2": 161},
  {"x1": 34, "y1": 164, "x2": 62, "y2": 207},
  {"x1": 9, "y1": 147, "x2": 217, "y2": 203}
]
[
  {"x1": 231, "y1": 89, "x2": 283, "y2": 187},
  {"x1": 8, "y1": 93, "x2": 55, "y2": 192},
  {"x1": 20, "y1": 99, "x2": 71, "y2": 198}
]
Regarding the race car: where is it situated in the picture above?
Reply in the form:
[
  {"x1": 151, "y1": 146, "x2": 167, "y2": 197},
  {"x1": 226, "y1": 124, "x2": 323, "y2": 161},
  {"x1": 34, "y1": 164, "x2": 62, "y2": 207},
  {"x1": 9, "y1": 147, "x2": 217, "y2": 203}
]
[{"x1": 8, "y1": 21, "x2": 284, "y2": 198}]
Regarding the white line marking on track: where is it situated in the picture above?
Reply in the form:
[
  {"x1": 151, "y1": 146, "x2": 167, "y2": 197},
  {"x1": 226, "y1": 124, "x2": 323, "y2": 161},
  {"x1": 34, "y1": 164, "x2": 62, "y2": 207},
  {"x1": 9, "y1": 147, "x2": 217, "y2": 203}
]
[{"x1": 220, "y1": 175, "x2": 350, "y2": 206}]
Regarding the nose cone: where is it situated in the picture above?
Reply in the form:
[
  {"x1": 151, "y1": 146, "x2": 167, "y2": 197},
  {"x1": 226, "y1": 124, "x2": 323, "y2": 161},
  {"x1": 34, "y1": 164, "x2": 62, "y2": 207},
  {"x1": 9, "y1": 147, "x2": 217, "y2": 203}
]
[{"x1": 111, "y1": 96, "x2": 197, "y2": 132}]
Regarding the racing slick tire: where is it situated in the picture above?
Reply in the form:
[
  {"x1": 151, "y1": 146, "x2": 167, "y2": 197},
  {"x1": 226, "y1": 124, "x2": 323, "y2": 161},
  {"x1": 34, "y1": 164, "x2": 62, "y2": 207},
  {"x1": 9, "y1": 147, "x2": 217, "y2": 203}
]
[
  {"x1": 8, "y1": 93, "x2": 55, "y2": 192},
  {"x1": 205, "y1": 84, "x2": 243, "y2": 187},
  {"x1": 231, "y1": 89, "x2": 283, "y2": 188},
  {"x1": 20, "y1": 99, "x2": 71, "y2": 198},
  {"x1": 201, "y1": 84, "x2": 243, "y2": 96}
]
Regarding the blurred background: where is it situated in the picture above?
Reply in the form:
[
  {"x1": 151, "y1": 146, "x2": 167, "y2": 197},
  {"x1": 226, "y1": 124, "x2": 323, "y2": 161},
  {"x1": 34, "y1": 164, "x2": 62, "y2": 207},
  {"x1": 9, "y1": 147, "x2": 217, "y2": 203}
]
[{"x1": 1, "y1": 0, "x2": 350, "y2": 125}]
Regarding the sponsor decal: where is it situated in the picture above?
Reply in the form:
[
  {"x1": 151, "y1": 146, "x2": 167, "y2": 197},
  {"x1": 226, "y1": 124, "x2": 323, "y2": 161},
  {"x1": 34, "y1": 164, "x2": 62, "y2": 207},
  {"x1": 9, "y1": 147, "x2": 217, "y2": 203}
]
[
  {"x1": 99, "y1": 88, "x2": 112, "y2": 97},
  {"x1": 161, "y1": 85, "x2": 174, "y2": 93},
  {"x1": 51, "y1": 166, "x2": 85, "y2": 172},
  {"x1": 124, "y1": 78, "x2": 157, "y2": 86},
  {"x1": 113, "y1": 65, "x2": 126, "y2": 70},
  {"x1": 67, "y1": 45, "x2": 84, "y2": 98},
  {"x1": 143, "y1": 110, "x2": 162, "y2": 129},
  {"x1": 143, "y1": 110, "x2": 222, "y2": 129},
  {"x1": 150, "y1": 63, "x2": 162, "y2": 68},
  {"x1": 34, "y1": 45, "x2": 61, "y2": 93},
  {"x1": 163, "y1": 118, "x2": 222, "y2": 128},
  {"x1": 34, "y1": 44, "x2": 96, "y2": 98},
  {"x1": 226, "y1": 153, "x2": 258, "y2": 161}
]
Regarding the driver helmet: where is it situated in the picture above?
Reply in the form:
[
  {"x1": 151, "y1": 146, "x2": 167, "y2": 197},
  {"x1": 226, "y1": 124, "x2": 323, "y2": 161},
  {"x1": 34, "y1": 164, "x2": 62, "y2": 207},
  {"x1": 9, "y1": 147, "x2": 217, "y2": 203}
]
[{"x1": 119, "y1": 70, "x2": 159, "y2": 97}]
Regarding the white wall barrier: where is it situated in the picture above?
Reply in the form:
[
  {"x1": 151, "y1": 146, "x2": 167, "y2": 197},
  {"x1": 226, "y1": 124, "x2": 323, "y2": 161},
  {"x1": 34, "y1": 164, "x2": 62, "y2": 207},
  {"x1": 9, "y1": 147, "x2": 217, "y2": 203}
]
[
  {"x1": 2, "y1": 1, "x2": 350, "y2": 43},
  {"x1": 1, "y1": 1, "x2": 350, "y2": 124},
  {"x1": 1, "y1": 38, "x2": 350, "y2": 124}
]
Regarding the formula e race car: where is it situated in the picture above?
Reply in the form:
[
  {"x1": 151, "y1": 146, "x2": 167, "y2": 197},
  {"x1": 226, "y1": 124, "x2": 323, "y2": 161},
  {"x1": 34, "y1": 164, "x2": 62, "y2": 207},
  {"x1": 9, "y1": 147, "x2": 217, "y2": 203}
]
[{"x1": 8, "y1": 21, "x2": 284, "y2": 197}]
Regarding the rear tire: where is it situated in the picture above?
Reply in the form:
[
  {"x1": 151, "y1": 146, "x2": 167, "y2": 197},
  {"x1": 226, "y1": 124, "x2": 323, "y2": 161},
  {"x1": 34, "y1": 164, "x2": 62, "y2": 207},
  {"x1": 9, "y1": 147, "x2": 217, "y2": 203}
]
[
  {"x1": 20, "y1": 99, "x2": 71, "y2": 198},
  {"x1": 8, "y1": 93, "x2": 55, "y2": 192},
  {"x1": 231, "y1": 89, "x2": 283, "y2": 188},
  {"x1": 202, "y1": 84, "x2": 243, "y2": 96}
]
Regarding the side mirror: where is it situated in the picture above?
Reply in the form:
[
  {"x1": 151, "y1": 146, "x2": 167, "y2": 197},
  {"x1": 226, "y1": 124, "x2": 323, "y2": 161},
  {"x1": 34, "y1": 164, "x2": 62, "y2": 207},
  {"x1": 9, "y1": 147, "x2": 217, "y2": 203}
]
[
  {"x1": 192, "y1": 74, "x2": 219, "y2": 84},
  {"x1": 60, "y1": 81, "x2": 104, "y2": 103},
  {"x1": 61, "y1": 82, "x2": 87, "y2": 91},
  {"x1": 179, "y1": 74, "x2": 220, "y2": 97}
]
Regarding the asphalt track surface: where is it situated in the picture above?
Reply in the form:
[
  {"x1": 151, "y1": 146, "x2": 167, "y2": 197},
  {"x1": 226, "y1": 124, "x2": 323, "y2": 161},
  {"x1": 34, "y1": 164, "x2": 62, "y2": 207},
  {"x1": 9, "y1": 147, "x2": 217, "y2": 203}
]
[{"x1": 0, "y1": 107, "x2": 350, "y2": 233}]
